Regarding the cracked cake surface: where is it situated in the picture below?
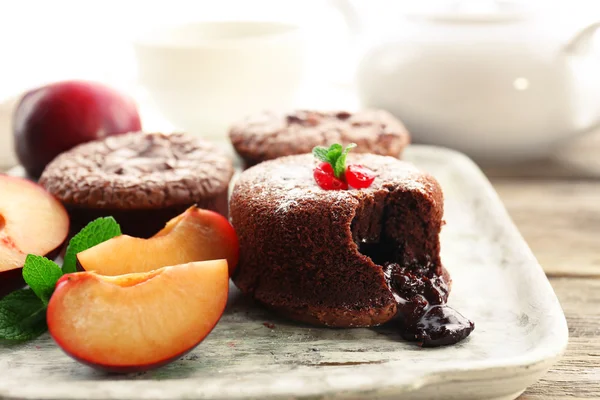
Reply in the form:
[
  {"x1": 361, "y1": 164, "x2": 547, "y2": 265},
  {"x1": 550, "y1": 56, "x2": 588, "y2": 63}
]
[
  {"x1": 40, "y1": 132, "x2": 233, "y2": 209},
  {"x1": 230, "y1": 153, "x2": 446, "y2": 328},
  {"x1": 229, "y1": 110, "x2": 410, "y2": 166},
  {"x1": 39, "y1": 132, "x2": 234, "y2": 237}
]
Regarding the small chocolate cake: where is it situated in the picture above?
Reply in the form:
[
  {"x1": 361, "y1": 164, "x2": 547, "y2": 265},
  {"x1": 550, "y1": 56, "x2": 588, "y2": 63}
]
[
  {"x1": 231, "y1": 153, "x2": 473, "y2": 346},
  {"x1": 229, "y1": 110, "x2": 410, "y2": 167},
  {"x1": 40, "y1": 132, "x2": 234, "y2": 238}
]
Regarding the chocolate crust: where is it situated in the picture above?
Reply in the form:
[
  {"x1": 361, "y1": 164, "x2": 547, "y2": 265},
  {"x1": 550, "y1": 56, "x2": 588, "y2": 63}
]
[
  {"x1": 62, "y1": 190, "x2": 228, "y2": 238},
  {"x1": 229, "y1": 109, "x2": 410, "y2": 166},
  {"x1": 39, "y1": 132, "x2": 233, "y2": 237},
  {"x1": 230, "y1": 153, "x2": 445, "y2": 327},
  {"x1": 267, "y1": 266, "x2": 451, "y2": 328},
  {"x1": 40, "y1": 132, "x2": 234, "y2": 210}
]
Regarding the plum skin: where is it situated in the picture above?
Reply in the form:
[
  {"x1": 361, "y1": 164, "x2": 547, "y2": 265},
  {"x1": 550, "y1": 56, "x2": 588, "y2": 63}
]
[
  {"x1": 13, "y1": 80, "x2": 142, "y2": 178},
  {"x1": 47, "y1": 273, "x2": 228, "y2": 373},
  {"x1": 0, "y1": 222, "x2": 68, "y2": 299}
]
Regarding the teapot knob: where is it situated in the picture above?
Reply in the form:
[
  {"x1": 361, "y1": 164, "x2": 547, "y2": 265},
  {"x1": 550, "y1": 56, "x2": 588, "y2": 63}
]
[{"x1": 564, "y1": 21, "x2": 600, "y2": 54}]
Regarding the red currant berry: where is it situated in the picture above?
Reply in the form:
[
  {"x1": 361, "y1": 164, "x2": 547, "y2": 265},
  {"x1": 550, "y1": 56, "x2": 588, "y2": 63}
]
[
  {"x1": 318, "y1": 161, "x2": 334, "y2": 175},
  {"x1": 346, "y1": 164, "x2": 376, "y2": 189},
  {"x1": 314, "y1": 162, "x2": 348, "y2": 190}
]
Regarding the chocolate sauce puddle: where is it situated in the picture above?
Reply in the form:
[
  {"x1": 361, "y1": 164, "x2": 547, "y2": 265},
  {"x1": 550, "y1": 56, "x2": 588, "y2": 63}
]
[{"x1": 384, "y1": 263, "x2": 474, "y2": 347}]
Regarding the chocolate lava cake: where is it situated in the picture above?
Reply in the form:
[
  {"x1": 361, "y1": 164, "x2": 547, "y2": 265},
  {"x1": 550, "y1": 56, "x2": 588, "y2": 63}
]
[
  {"x1": 230, "y1": 153, "x2": 474, "y2": 346},
  {"x1": 39, "y1": 132, "x2": 234, "y2": 238},
  {"x1": 229, "y1": 109, "x2": 410, "y2": 167}
]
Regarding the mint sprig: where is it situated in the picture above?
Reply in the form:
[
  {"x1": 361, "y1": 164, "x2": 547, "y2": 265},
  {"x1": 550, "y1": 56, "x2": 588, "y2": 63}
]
[
  {"x1": 312, "y1": 143, "x2": 356, "y2": 178},
  {"x1": 63, "y1": 217, "x2": 121, "y2": 274},
  {"x1": 0, "y1": 216, "x2": 122, "y2": 341},
  {"x1": 22, "y1": 255, "x2": 64, "y2": 305},
  {"x1": 0, "y1": 290, "x2": 47, "y2": 341}
]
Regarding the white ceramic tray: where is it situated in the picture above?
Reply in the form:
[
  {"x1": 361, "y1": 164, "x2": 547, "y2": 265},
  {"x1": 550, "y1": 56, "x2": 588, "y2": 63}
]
[{"x1": 0, "y1": 146, "x2": 568, "y2": 400}]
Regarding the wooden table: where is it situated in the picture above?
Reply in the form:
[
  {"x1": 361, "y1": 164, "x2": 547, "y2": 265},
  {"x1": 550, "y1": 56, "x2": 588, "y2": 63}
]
[
  {"x1": 484, "y1": 134, "x2": 600, "y2": 399},
  {"x1": 2, "y1": 135, "x2": 599, "y2": 399}
]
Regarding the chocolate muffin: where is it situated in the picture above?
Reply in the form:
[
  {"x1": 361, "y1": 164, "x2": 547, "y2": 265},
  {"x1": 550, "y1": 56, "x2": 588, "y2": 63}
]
[
  {"x1": 231, "y1": 153, "x2": 474, "y2": 346},
  {"x1": 40, "y1": 132, "x2": 234, "y2": 238},
  {"x1": 229, "y1": 109, "x2": 410, "y2": 167}
]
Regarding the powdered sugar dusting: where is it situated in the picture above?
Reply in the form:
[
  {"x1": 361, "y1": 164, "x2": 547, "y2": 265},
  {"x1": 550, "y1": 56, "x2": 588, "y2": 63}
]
[
  {"x1": 242, "y1": 163, "x2": 352, "y2": 214},
  {"x1": 234, "y1": 154, "x2": 433, "y2": 215},
  {"x1": 274, "y1": 188, "x2": 317, "y2": 213}
]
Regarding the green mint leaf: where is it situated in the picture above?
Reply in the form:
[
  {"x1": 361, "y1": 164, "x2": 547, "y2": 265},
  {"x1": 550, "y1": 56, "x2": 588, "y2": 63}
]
[
  {"x1": 333, "y1": 143, "x2": 357, "y2": 178},
  {"x1": 0, "y1": 289, "x2": 47, "y2": 341},
  {"x1": 344, "y1": 143, "x2": 357, "y2": 154},
  {"x1": 327, "y1": 143, "x2": 343, "y2": 153},
  {"x1": 312, "y1": 146, "x2": 329, "y2": 163},
  {"x1": 325, "y1": 144, "x2": 343, "y2": 166},
  {"x1": 334, "y1": 156, "x2": 346, "y2": 178},
  {"x1": 63, "y1": 217, "x2": 121, "y2": 274},
  {"x1": 22, "y1": 255, "x2": 63, "y2": 305}
]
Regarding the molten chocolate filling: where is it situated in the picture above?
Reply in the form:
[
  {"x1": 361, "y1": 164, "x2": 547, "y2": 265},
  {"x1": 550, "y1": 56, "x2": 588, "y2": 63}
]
[
  {"x1": 383, "y1": 262, "x2": 474, "y2": 347},
  {"x1": 353, "y1": 195, "x2": 474, "y2": 347}
]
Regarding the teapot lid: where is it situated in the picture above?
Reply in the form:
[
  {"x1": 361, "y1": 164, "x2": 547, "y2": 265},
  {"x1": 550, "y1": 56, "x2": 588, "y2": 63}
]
[{"x1": 406, "y1": 0, "x2": 531, "y2": 24}]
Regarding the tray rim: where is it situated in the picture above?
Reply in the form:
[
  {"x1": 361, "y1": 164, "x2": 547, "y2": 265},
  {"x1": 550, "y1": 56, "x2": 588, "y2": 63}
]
[{"x1": 1, "y1": 145, "x2": 569, "y2": 400}]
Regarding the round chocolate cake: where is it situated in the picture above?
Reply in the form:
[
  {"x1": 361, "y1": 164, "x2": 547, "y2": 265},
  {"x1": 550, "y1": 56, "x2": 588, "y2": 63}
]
[
  {"x1": 231, "y1": 153, "x2": 438, "y2": 321},
  {"x1": 229, "y1": 109, "x2": 410, "y2": 167},
  {"x1": 231, "y1": 153, "x2": 474, "y2": 346},
  {"x1": 40, "y1": 132, "x2": 234, "y2": 237}
]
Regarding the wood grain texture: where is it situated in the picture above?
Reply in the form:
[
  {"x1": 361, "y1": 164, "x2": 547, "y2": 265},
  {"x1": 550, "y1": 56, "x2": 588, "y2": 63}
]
[
  {"x1": 492, "y1": 179, "x2": 600, "y2": 277},
  {"x1": 519, "y1": 278, "x2": 600, "y2": 399},
  {"x1": 489, "y1": 140, "x2": 600, "y2": 400}
]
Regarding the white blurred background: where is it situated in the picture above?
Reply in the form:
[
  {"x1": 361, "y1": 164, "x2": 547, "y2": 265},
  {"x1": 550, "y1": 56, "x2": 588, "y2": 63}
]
[
  {"x1": 1, "y1": 0, "x2": 600, "y2": 166},
  {"x1": 1, "y1": 0, "x2": 598, "y2": 101}
]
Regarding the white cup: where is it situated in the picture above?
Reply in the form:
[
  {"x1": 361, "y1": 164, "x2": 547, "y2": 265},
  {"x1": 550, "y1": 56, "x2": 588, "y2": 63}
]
[{"x1": 133, "y1": 21, "x2": 307, "y2": 139}]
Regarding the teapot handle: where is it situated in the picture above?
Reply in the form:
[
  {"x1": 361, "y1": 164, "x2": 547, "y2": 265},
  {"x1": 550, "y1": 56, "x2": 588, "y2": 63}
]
[
  {"x1": 327, "y1": 0, "x2": 362, "y2": 40},
  {"x1": 564, "y1": 21, "x2": 600, "y2": 54}
]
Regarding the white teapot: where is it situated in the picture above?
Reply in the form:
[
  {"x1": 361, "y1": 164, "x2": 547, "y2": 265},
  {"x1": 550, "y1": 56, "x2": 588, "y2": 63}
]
[{"x1": 355, "y1": 1, "x2": 600, "y2": 162}]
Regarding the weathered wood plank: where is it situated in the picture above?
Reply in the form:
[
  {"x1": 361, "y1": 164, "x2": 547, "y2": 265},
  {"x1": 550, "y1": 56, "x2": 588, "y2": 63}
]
[
  {"x1": 490, "y1": 138, "x2": 600, "y2": 398},
  {"x1": 492, "y1": 180, "x2": 600, "y2": 277},
  {"x1": 519, "y1": 278, "x2": 600, "y2": 399}
]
